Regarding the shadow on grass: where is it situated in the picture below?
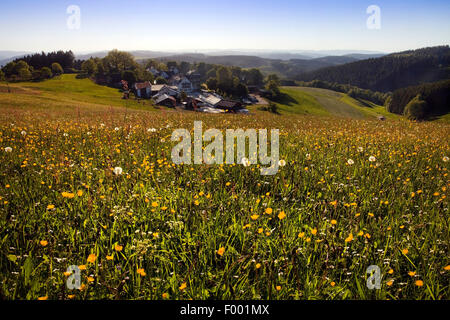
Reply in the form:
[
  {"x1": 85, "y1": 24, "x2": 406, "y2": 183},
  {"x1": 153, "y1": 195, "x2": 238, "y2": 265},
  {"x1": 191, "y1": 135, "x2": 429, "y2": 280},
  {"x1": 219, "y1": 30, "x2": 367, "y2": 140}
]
[{"x1": 269, "y1": 92, "x2": 298, "y2": 106}]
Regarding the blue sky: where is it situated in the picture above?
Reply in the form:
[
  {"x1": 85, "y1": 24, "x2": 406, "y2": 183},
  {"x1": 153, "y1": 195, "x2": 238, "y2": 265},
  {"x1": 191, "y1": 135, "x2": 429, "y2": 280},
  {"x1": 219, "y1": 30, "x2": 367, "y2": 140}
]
[{"x1": 0, "y1": 0, "x2": 449, "y2": 53}]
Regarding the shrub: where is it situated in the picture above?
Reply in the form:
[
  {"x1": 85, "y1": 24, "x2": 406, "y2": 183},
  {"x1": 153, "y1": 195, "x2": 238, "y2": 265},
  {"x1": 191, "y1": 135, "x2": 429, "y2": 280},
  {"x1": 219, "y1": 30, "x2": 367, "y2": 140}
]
[{"x1": 404, "y1": 95, "x2": 428, "y2": 120}]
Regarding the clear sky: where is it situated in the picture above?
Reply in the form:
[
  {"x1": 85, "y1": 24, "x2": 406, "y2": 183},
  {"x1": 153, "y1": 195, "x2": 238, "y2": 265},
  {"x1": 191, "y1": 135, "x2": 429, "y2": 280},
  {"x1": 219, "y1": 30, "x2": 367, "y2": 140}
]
[{"x1": 1, "y1": 0, "x2": 449, "y2": 53}]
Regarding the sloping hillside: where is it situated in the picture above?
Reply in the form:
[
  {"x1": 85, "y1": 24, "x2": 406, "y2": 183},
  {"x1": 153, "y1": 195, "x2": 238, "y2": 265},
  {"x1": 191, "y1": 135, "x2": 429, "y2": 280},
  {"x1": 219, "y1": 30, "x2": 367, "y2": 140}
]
[
  {"x1": 0, "y1": 74, "x2": 156, "y2": 113},
  {"x1": 296, "y1": 46, "x2": 450, "y2": 92},
  {"x1": 267, "y1": 86, "x2": 398, "y2": 119}
]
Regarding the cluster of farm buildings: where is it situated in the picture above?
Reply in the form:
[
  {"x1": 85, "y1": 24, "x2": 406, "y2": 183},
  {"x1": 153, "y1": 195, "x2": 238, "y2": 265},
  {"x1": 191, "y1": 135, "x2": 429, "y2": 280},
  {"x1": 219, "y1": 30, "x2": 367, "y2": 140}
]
[{"x1": 127, "y1": 66, "x2": 260, "y2": 114}]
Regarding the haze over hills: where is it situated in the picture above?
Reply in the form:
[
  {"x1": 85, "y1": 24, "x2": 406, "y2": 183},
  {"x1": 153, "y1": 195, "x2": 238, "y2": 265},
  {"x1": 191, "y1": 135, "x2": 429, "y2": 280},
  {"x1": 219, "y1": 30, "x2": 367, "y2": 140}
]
[{"x1": 0, "y1": 49, "x2": 386, "y2": 73}]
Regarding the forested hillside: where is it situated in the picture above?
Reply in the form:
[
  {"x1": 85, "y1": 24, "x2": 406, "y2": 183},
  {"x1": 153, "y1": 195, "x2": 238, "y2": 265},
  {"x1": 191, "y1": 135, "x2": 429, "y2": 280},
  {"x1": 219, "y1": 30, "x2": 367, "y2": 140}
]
[
  {"x1": 295, "y1": 46, "x2": 450, "y2": 92},
  {"x1": 388, "y1": 79, "x2": 450, "y2": 119}
]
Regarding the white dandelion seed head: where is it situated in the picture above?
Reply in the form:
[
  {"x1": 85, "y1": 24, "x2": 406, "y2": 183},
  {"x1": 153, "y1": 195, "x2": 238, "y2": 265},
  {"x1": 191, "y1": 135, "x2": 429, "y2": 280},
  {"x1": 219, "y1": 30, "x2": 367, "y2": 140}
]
[
  {"x1": 241, "y1": 157, "x2": 250, "y2": 167},
  {"x1": 306, "y1": 153, "x2": 311, "y2": 160},
  {"x1": 279, "y1": 160, "x2": 286, "y2": 167},
  {"x1": 347, "y1": 159, "x2": 355, "y2": 165},
  {"x1": 4, "y1": 147, "x2": 12, "y2": 153},
  {"x1": 443, "y1": 156, "x2": 449, "y2": 162},
  {"x1": 21, "y1": 130, "x2": 27, "y2": 136},
  {"x1": 358, "y1": 147, "x2": 364, "y2": 152},
  {"x1": 369, "y1": 156, "x2": 376, "y2": 162},
  {"x1": 114, "y1": 127, "x2": 120, "y2": 131},
  {"x1": 147, "y1": 128, "x2": 157, "y2": 133},
  {"x1": 113, "y1": 167, "x2": 123, "y2": 175}
]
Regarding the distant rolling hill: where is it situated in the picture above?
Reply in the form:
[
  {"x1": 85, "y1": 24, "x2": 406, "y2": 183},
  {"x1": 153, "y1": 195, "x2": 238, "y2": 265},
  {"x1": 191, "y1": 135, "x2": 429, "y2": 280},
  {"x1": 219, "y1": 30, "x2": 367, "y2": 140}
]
[{"x1": 296, "y1": 45, "x2": 450, "y2": 92}]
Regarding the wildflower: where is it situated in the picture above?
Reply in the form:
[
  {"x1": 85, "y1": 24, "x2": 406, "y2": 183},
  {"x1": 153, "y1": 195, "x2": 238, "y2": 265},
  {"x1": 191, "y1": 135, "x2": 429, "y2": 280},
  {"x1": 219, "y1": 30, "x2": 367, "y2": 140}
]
[
  {"x1": 311, "y1": 228, "x2": 317, "y2": 235},
  {"x1": 87, "y1": 277, "x2": 94, "y2": 283},
  {"x1": 298, "y1": 232, "x2": 305, "y2": 238},
  {"x1": 21, "y1": 130, "x2": 27, "y2": 136},
  {"x1": 388, "y1": 269, "x2": 394, "y2": 274},
  {"x1": 217, "y1": 247, "x2": 225, "y2": 256},
  {"x1": 47, "y1": 204, "x2": 55, "y2": 210},
  {"x1": 4, "y1": 147, "x2": 12, "y2": 153},
  {"x1": 62, "y1": 192, "x2": 75, "y2": 199},
  {"x1": 106, "y1": 255, "x2": 113, "y2": 260},
  {"x1": 278, "y1": 160, "x2": 286, "y2": 167},
  {"x1": 408, "y1": 271, "x2": 416, "y2": 277},
  {"x1": 113, "y1": 167, "x2": 123, "y2": 175},
  {"x1": 147, "y1": 128, "x2": 157, "y2": 133},
  {"x1": 443, "y1": 156, "x2": 449, "y2": 162},
  {"x1": 87, "y1": 254, "x2": 97, "y2": 264},
  {"x1": 78, "y1": 265, "x2": 86, "y2": 270},
  {"x1": 330, "y1": 281, "x2": 336, "y2": 287},
  {"x1": 179, "y1": 282, "x2": 187, "y2": 291},
  {"x1": 114, "y1": 244, "x2": 123, "y2": 252},
  {"x1": 151, "y1": 201, "x2": 158, "y2": 207},
  {"x1": 306, "y1": 153, "x2": 311, "y2": 160},
  {"x1": 369, "y1": 156, "x2": 376, "y2": 162},
  {"x1": 77, "y1": 190, "x2": 83, "y2": 197},
  {"x1": 415, "y1": 280, "x2": 424, "y2": 287},
  {"x1": 331, "y1": 219, "x2": 337, "y2": 225},
  {"x1": 162, "y1": 293, "x2": 169, "y2": 299},
  {"x1": 251, "y1": 214, "x2": 259, "y2": 220},
  {"x1": 67, "y1": 295, "x2": 75, "y2": 299},
  {"x1": 347, "y1": 159, "x2": 354, "y2": 165},
  {"x1": 386, "y1": 280, "x2": 394, "y2": 286},
  {"x1": 345, "y1": 233, "x2": 353, "y2": 242},
  {"x1": 241, "y1": 157, "x2": 250, "y2": 167},
  {"x1": 278, "y1": 211, "x2": 286, "y2": 220},
  {"x1": 137, "y1": 268, "x2": 146, "y2": 276},
  {"x1": 444, "y1": 265, "x2": 450, "y2": 271},
  {"x1": 37, "y1": 296, "x2": 48, "y2": 300},
  {"x1": 276, "y1": 286, "x2": 281, "y2": 291},
  {"x1": 402, "y1": 249, "x2": 409, "y2": 255},
  {"x1": 357, "y1": 147, "x2": 364, "y2": 152},
  {"x1": 265, "y1": 208, "x2": 273, "y2": 214},
  {"x1": 255, "y1": 263, "x2": 261, "y2": 269},
  {"x1": 40, "y1": 240, "x2": 48, "y2": 247}
]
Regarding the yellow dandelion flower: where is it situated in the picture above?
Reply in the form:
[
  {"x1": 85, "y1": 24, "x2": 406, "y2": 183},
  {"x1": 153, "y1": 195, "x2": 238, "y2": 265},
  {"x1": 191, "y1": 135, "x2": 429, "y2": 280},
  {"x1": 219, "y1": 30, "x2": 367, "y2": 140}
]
[
  {"x1": 311, "y1": 228, "x2": 317, "y2": 235},
  {"x1": 179, "y1": 282, "x2": 187, "y2": 291},
  {"x1": 114, "y1": 244, "x2": 123, "y2": 252},
  {"x1": 251, "y1": 214, "x2": 259, "y2": 220},
  {"x1": 265, "y1": 208, "x2": 273, "y2": 214},
  {"x1": 137, "y1": 268, "x2": 146, "y2": 276},
  {"x1": 402, "y1": 249, "x2": 409, "y2": 255},
  {"x1": 87, "y1": 254, "x2": 96, "y2": 264},
  {"x1": 408, "y1": 271, "x2": 416, "y2": 277},
  {"x1": 217, "y1": 247, "x2": 225, "y2": 256},
  {"x1": 345, "y1": 233, "x2": 353, "y2": 242},
  {"x1": 331, "y1": 219, "x2": 337, "y2": 225},
  {"x1": 38, "y1": 296, "x2": 48, "y2": 300},
  {"x1": 415, "y1": 280, "x2": 424, "y2": 287},
  {"x1": 40, "y1": 240, "x2": 48, "y2": 247},
  {"x1": 278, "y1": 211, "x2": 286, "y2": 220}
]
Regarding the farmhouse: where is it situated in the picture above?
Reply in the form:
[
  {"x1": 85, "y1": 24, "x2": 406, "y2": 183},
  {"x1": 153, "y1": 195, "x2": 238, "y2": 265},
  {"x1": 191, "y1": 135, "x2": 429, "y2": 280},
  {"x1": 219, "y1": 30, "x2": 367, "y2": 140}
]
[
  {"x1": 151, "y1": 84, "x2": 179, "y2": 97},
  {"x1": 134, "y1": 81, "x2": 152, "y2": 99},
  {"x1": 154, "y1": 94, "x2": 176, "y2": 108}
]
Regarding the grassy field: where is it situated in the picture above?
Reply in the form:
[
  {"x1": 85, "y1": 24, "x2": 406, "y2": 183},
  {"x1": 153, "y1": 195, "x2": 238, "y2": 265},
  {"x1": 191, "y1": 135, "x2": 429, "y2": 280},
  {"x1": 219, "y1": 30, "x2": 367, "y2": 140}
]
[
  {"x1": 0, "y1": 76, "x2": 449, "y2": 300},
  {"x1": 268, "y1": 86, "x2": 400, "y2": 120}
]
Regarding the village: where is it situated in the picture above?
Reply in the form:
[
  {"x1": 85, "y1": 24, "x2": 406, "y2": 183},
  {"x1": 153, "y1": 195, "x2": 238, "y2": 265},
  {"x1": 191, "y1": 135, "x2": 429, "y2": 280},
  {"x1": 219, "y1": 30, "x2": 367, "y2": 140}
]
[{"x1": 124, "y1": 65, "x2": 266, "y2": 114}]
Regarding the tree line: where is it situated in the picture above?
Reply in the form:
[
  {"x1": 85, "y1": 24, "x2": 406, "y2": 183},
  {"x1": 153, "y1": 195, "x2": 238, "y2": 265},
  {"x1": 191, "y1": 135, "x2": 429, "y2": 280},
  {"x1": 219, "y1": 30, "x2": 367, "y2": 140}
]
[
  {"x1": 387, "y1": 79, "x2": 450, "y2": 120},
  {"x1": 296, "y1": 79, "x2": 389, "y2": 105}
]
